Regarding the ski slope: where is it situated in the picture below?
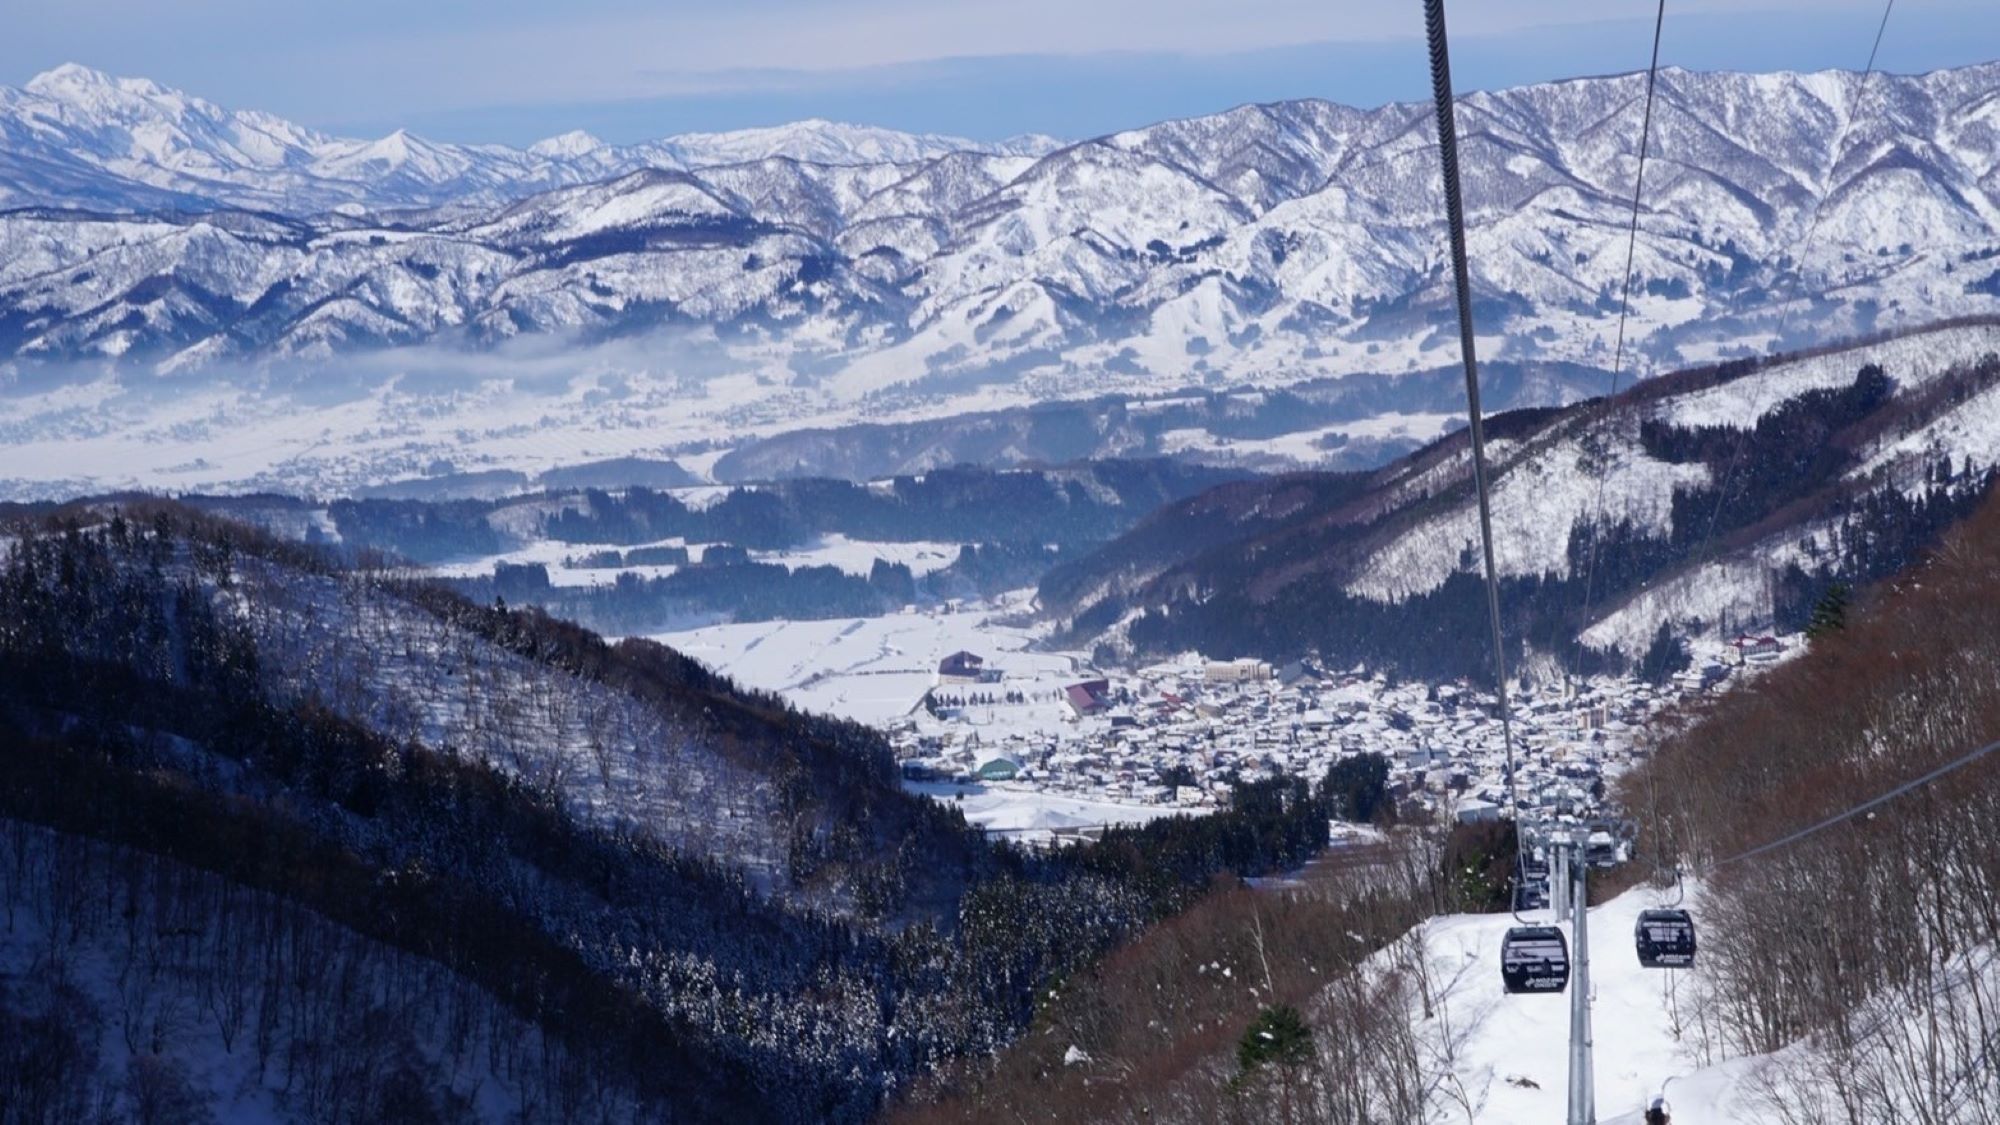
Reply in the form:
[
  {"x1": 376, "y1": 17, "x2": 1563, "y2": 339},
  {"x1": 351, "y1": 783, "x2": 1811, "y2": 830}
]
[{"x1": 1407, "y1": 887, "x2": 1777, "y2": 1124}]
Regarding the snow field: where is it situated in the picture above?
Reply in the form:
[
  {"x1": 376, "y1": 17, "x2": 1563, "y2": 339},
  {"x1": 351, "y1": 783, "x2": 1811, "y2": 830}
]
[
  {"x1": 902, "y1": 780, "x2": 1203, "y2": 835},
  {"x1": 424, "y1": 532, "x2": 962, "y2": 588},
  {"x1": 1350, "y1": 415, "x2": 1708, "y2": 602},
  {"x1": 1661, "y1": 322, "x2": 2000, "y2": 431},
  {"x1": 650, "y1": 596, "x2": 1084, "y2": 728}
]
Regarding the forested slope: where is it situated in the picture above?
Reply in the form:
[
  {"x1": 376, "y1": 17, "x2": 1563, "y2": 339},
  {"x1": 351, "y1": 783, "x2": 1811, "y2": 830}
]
[
  {"x1": 0, "y1": 501, "x2": 1344, "y2": 1121},
  {"x1": 1621, "y1": 486, "x2": 2000, "y2": 1121},
  {"x1": 1045, "y1": 321, "x2": 2000, "y2": 678}
]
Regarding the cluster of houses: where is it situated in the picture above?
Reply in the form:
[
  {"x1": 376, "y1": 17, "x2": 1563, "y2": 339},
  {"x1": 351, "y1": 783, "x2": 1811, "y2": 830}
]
[{"x1": 891, "y1": 634, "x2": 1797, "y2": 828}]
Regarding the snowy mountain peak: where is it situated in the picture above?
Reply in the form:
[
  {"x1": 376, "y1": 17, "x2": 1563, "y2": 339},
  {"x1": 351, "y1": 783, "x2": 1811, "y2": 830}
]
[
  {"x1": 663, "y1": 118, "x2": 995, "y2": 167},
  {"x1": 23, "y1": 62, "x2": 205, "y2": 118},
  {"x1": 23, "y1": 62, "x2": 120, "y2": 95},
  {"x1": 0, "y1": 67, "x2": 1066, "y2": 213},
  {"x1": 528, "y1": 129, "x2": 605, "y2": 157},
  {"x1": 1, "y1": 59, "x2": 1998, "y2": 449}
]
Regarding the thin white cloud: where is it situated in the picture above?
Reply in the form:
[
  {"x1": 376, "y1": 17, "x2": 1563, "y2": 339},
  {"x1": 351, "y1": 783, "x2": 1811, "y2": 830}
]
[{"x1": 274, "y1": 0, "x2": 1904, "y2": 111}]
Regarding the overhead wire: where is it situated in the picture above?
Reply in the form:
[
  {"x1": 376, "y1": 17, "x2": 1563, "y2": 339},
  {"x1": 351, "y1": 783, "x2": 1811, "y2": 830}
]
[
  {"x1": 1705, "y1": 736, "x2": 2000, "y2": 872},
  {"x1": 1422, "y1": 0, "x2": 1536, "y2": 920},
  {"x1": 1565, "y1": 0, "x2": 1668, "y2": 692},
  {"x1": 1685, "y1": 0, "x2": 1900, "y2": 616}
]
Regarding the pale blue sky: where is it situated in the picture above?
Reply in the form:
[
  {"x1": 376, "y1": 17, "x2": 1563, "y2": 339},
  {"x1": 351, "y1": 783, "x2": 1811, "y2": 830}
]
[{"x1": 6, "y1": 0, "x2": 1994, "y2": 144}]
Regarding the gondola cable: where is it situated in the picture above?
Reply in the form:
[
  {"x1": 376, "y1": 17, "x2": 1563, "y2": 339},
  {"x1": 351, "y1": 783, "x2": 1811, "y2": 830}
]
[
  {"x1": 1421, "y1": 0, "x2": 1522, "y2": 854},
  {"x1": 1704, "y1": 735, "x2": 2000, "y2": 873},
  {"x1": 1424, "y1": 1, "x2": 1578, "y2": 1000},
  {"x1": 1685, "y1": 0, "x2": 1899, "y2": 612},
  {"x1": 1564, "y1": 0, "x2": 1668, "y2": 694}
]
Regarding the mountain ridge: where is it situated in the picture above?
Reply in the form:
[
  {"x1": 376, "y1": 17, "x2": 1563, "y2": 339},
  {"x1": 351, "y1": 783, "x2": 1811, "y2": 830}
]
[
  {"x1": 1040, "y1": 319, "x2": 2000, "y2": 676},
  {"x1": 4, "y1": 61, "x2": 2000, "y2": 498},
  {"x1": 0, "y1": 63, "x2": 1063, "y2": 215}
]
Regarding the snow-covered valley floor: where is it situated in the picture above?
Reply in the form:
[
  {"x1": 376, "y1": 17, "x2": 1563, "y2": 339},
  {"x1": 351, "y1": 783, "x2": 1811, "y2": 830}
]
[
  {"x1": 649, "y1": 598, "x2": 1082, "y2": 728},
  {"x1": 901, "y1": 780, "x2": 1202, "y2": 835}
]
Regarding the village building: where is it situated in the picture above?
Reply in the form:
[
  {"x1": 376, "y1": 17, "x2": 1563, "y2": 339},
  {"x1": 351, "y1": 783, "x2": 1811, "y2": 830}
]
[{"x1": 938, "y1": 650, "x2": 988, "y2": 682}]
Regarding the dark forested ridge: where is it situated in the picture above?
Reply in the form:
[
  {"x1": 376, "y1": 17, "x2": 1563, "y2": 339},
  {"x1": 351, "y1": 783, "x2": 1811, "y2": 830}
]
[
  {"x1": 1044, "y1": 328, "x2": 2000, "y2": 680},
  {"x1": 310, "y1": 459, "x2": 1248, "y2": 564},
  {"x1": 0, "y1": 502, "x2": 1352, "y2": 1122},
  {"x1": 162, "y1": 460, "x2": 1251, "y2": 634}
]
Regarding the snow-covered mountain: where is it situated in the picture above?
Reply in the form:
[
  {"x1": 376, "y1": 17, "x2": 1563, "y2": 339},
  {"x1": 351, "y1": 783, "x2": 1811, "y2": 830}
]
[
  {"x1": 2, "y1": 62, "x2": 2000, "y2": 496},
  {"x1": 1039, "y1": 320, "x2": 2000, "y2": 674},
  {"x1": 0, "y1": 64, "x2": 1058, "y2": 214}
]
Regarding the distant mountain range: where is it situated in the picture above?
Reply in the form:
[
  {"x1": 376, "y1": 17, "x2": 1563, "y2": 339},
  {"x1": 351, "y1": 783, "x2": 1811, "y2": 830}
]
[
  {"x1": 2, "y1": 62, "x2": 1999, "y2": 497},
  {"x1": 0, "y1": 63, "x2": 1061, "y2": 213}
]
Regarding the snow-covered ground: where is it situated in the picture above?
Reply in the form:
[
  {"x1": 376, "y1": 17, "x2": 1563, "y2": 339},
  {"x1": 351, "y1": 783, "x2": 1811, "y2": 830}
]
[
  {"x1": 752, "y1": 534, "x2": 961, "y2": 577},
  {"x1": 649, "y1": 593, "x2": 1085, "y2": 727},
  {"x1": 1406, "y1": 886, "x2": 1775, "y2": 1124},
  {"x1": 1157, "y1": 412, "x2": 1460, "y2": 465},
  {"x1": 423, "y1": 532, "x2": 962, "y2": 588},
  {"x1": 423, "y1": 536, "x2": 680, "y2": 587},
  {"x1": 1661, "y1": 323, "x2": 2000, "y2": 431},
  {"x1": 903, "y1": 780, "x2": 1200, "y2": 835}
]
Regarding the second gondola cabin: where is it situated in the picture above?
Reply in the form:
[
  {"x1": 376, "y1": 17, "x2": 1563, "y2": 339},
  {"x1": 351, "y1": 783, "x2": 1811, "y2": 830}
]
[
  {"x1": 1634, "y1": 908, "x2": 1697, "y2": 968},
  {"x1": 1500, "y1": 925, "x2": 1570, "y2": 994}
]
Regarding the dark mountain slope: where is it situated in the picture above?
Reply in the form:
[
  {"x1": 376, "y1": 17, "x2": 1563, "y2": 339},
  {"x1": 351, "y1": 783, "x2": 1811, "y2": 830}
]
[{"x1": 0, "y1": 500, "x2": 1349, "y2": 1120}]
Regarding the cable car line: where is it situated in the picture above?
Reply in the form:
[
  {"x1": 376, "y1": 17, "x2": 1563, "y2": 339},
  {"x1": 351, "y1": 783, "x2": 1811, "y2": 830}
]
[
  {"x1": 1686, "y1": 0, "x2": 1898, "y2": 586},
  {"x1": 1705, "y1": 735, "x2": 2000, "y2": 872},
  {"x1": 1419, "y1": 1, "x2": 1946, "y2": 1117},
  {"x1": 1631, "y1": 733, "x2": 2000, "y2": 972},
  {"x1": 1425, "y1": 0, "x2": 1591, "y2": 1018},
  {"x1": 1566, "y1": 0, "x2": 1668, "y2": 690},
  {"x1": 1423, "y1": 0, "x2": 1520, "y2": 832}
]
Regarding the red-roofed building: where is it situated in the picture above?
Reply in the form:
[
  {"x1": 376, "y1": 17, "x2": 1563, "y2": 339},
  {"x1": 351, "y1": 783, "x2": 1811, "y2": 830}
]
[{"x1": 1065, "y1": 679, "x2": 1111, "y2": 718}]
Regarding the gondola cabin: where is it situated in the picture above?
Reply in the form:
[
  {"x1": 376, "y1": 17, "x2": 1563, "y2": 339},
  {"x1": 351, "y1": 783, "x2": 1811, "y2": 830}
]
[
  {"x1": 1517, "y1": 880, "x2": 1549, "y2": 911},
  {"x1": 1500, "y1": 926, "x2": 1570, "y2": 994},
  {"x1": 1634, "y1": 908, "x2": 1697, "y2": 968},
  {"x1": 1585, "y1": 829, "x2": 1620, "y2": 868}
]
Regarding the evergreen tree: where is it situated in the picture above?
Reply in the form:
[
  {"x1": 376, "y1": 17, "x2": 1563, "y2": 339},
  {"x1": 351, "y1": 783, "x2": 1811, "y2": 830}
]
[
  {"x1": 1320, "y1": 753, "x2": 1391, "y2": 824},
  {"x1": 1637, "y1": 621, "x2": 1691, "y2": 685},
  {"x1": 1237, "y1": 1005, "x2": 1313, "y2": 1073},
  {"x1": 1807, "y1": 582, "x2": 1851, "y2": 637}
]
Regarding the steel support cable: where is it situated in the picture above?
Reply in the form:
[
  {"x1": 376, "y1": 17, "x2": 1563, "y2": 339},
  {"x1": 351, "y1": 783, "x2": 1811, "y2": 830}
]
[
  {"x1": 1424, "y1": 0, "x2": 1531, "y2": 922},
  {"x1": 1707, "y1": 736, "x2": 2000, "y2": 872},
  {"x1": 1688, "y1": 0, "x2": 1898, "y2": 580},
  {"x1": 1566, "y1": 0, "x2": 1668, "y2": 689}
]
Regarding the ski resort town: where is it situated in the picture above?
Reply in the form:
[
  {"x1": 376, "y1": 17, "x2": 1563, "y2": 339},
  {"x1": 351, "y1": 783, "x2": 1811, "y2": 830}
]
[{"x1": 882, "y1": 632, "x2": 1799, "y2": 842}]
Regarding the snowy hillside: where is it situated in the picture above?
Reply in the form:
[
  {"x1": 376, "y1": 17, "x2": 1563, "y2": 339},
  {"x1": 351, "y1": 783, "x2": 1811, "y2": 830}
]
[
  {"x1": 1407, "y1": 888, "x2": 1758, "y2": 1124},
  {"x1": 4, "y1": 63, "x2": 2000, "y2": 496},
  {"x1": 1393, "y1": 880, "x2": 1998, "y2": 1124},
  {"x1": 1359, "y1": 322, "x2": 2000, "y2": 604},
  {"x1": 1045, "y1": 320, "x2": 2000, "y2": 675}
]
